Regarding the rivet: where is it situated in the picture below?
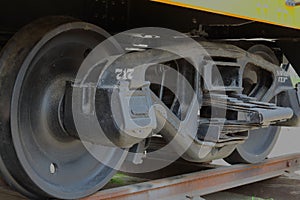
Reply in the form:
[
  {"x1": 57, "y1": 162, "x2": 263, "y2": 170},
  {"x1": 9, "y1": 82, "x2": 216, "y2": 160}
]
[{"x1": 50, "y1": 163, "x2": 57, "y2": 174}]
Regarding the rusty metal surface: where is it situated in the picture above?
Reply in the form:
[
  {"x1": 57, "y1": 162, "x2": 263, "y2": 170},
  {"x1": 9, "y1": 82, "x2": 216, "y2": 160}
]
[{"x1": 82, "y1": 154, "x2": 300, "y2": 200}]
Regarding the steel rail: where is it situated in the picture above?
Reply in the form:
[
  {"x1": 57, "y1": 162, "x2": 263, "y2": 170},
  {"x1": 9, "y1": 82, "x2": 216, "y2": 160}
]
[{"x1": 82, "y1": 153, "x2": 300, "y2": 200}]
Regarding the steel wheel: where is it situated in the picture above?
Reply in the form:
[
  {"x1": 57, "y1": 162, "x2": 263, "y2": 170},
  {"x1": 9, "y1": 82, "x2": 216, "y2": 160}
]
[
  {"x1": 225, "y1": 45, "x2": 281, "y2": 164},
  {"x1": 0, "y1": 17, "x2": 124, "y2": 199}
]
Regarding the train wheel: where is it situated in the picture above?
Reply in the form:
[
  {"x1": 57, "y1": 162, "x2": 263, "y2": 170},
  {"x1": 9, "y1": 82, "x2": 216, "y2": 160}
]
[
  {"x1": 225, "y1": 45, "x2": 281, "y2": 164},
  {"x1": 0, "y1": 16, "x2": 124, "y2": 199}
]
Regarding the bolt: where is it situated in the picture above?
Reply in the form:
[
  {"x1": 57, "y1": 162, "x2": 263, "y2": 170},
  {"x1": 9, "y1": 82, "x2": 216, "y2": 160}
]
[{"x1": 50, "y1": 163, "x2": 57, "y2": 174}]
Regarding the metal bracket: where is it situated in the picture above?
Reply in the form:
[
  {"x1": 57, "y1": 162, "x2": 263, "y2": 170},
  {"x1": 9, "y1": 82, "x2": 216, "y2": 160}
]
[
  {"x1": 115, "y1": 81, "x2": 157, "y2": 146},
  {"x1": 126, "y1": 140, "x2": 147, "y2": 165},
  {"x1": 296, "y1": 83, "x2": 300, "y2": 105}
]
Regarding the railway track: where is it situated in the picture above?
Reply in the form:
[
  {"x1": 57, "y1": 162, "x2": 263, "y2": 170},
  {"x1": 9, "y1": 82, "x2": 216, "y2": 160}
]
[
  {"x1": 0, "y1": 153, "x2": 299, "y2": 199},
  {"x1": 79, "y1": 153, "x2": 300, "y2": 200}
]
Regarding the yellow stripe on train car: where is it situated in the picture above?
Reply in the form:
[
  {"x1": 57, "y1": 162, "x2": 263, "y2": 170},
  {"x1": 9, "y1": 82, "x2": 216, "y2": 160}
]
[{"x1": 151, "y1": 0, "x2": 300, "y2": 30}]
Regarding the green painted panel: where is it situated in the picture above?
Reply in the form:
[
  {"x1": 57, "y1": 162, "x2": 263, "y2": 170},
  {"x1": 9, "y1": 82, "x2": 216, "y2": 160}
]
[{"x1": 152, "y1": 0, "x2": 300, "y2": 29}]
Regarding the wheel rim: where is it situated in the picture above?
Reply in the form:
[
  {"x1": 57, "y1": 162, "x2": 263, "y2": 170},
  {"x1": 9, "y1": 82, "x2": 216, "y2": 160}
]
[
  {"x1": 0, "y1": 17, "x2": 125, "y2": 199},
  {"x1": 226, "y1": 45, "x2": 281, "y2": 164},
  {"x1": 236, "y1": 127, "x2": 280, "y2": 163}
]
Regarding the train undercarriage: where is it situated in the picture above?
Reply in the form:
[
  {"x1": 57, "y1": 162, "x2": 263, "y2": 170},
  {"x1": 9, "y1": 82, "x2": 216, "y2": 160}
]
[{"x1": 0, "y1": 0, "x2": 300, "y2": 199}]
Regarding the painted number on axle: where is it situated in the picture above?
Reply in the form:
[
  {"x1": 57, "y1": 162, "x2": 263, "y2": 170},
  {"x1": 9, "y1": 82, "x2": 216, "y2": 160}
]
[
  {"x1": 277, "y1": 70, "x2": 289, "y2": 83},
  {"x1": 278, "y1": 76, "x2": 288, "y2": 83},
  {"x1": 115, "y1": 68, "x2": 134, "y2": 80}
]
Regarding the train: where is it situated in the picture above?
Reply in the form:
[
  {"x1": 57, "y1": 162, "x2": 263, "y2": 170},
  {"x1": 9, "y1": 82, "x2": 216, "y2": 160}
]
[{"x1": 0, "y1": 0, "x2": 300, "y2": 199}]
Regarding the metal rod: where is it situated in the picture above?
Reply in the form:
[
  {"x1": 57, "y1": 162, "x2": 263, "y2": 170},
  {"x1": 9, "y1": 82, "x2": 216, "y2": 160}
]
[{"x1": 159, "y1": 65, "x2": 166, "y2": 100}]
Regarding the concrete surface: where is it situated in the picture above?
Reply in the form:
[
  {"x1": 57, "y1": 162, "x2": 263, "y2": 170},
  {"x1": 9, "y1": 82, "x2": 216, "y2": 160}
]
[
  {"x1": 270, "y1": 128, "x2": 300, "y2": 157},
  {"x1": 204, "y1": 173, "x2": 300, "y2": 200}
]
